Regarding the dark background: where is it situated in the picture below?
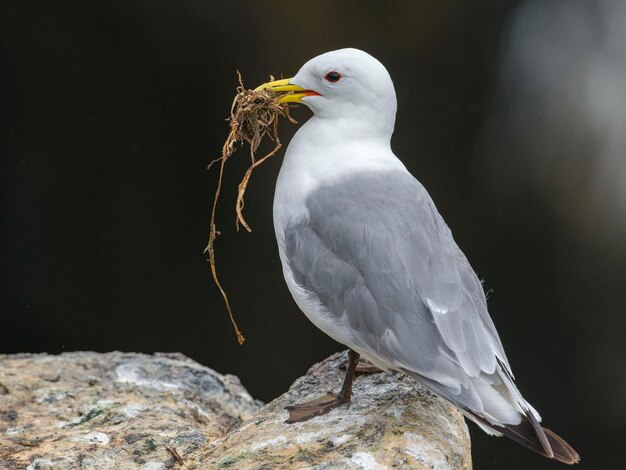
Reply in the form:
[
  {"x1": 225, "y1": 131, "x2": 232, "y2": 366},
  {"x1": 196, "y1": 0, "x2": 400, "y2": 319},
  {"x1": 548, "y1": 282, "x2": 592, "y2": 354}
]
[{"x1": 2, "y1": 1, "x2": 624, "y2": 468}]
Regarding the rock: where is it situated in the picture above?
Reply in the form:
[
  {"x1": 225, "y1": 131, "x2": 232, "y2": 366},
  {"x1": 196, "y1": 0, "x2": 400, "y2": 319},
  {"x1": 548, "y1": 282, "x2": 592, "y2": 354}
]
[
  {"x1": 0, "y1": 352, "x2": 261, "y2": 470},
  {"x1": 0, "y1": 351, "x2": 471, "y2": 469},
  {"x1": 203, "y1": 352, "x2": 472, "y2": 469}
]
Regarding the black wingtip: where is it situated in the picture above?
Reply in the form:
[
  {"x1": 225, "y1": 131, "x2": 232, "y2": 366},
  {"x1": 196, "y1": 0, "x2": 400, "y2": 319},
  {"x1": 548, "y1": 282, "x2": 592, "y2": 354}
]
[
  {"x1": 468, "y1": 411, "x2": 580, "y2": 464},
  {"x1": 524, "y1": 407, "x2": 553, "y2": 457},
  {"x1": 543, "y1": 426, "x2": 580, "y2": 465}
]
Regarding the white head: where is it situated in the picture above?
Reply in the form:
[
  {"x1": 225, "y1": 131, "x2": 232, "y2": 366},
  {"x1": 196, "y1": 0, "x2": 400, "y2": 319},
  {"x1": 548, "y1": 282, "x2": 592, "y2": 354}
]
[{"x1": 258, "y1": 49, "x2": 397, "y2": 140}]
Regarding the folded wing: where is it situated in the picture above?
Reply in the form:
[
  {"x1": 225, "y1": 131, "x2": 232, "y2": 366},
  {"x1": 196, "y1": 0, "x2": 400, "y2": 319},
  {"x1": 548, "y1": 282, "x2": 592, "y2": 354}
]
[{"x1": 285, "y1": 169, "x2": 535, "y2": 428}]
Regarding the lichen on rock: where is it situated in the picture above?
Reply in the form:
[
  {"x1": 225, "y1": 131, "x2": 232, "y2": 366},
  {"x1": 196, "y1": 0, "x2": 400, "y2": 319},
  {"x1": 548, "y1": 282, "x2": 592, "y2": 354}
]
[
  {"x1": 0, "y1": 352, "x2": 260, "y2": 469},
  {"x1": 0, "y1": 351, "x2": 471, "y2": 469},
  {"x1": 203, "y1": 352, "x2": 472, "y2": 469}
]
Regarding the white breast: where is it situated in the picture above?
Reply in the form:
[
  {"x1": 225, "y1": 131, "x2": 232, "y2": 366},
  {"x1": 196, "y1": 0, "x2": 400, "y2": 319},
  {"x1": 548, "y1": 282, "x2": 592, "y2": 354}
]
[
  {"x1": 273, "y1": 117, "x2": 406, "y2": 237},
  {"x1": 272, "y1": 116, "x2": 407, "y2": 357}
]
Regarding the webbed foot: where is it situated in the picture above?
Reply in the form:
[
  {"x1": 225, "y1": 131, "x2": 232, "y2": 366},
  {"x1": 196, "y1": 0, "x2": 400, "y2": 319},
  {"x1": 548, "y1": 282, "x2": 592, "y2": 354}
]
[
  {"x1": 285, "y1": 392, "x2": 350, "y2": 423},
  {"x1": 285, "y1": 349, "x2": 361, "y2": 424}
]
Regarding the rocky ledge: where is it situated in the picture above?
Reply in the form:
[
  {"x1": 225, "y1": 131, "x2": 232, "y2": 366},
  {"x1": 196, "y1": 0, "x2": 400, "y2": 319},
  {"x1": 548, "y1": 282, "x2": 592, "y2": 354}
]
[{"x1": 0, "y1": 351, "x2": 471, "y2": 469}]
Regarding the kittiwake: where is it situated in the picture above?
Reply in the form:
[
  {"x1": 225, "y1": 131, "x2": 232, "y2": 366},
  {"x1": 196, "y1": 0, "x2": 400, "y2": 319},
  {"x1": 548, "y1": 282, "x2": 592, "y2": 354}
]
[{"x1": 255, "y1": 48, "x2": 579, "y2": 464}]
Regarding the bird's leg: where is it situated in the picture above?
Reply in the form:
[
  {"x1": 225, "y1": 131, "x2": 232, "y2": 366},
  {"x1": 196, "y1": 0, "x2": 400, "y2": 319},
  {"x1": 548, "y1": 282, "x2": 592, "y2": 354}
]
[
  {"x1": 285, "y1": 349, "x2": 360, "y2": 424},
  {"x1": 337, "y1": 349, "x2": 360, "y2": 400}
]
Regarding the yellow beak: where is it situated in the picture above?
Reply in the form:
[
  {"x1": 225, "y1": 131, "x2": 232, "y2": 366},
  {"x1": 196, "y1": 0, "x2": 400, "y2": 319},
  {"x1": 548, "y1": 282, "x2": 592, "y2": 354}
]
[{"x1": 254, "y1": 77, "x2": 320, "y2": 103}]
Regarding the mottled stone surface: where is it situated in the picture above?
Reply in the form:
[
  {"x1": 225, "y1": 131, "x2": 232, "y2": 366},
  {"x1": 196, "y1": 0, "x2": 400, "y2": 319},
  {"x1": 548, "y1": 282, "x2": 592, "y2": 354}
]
[
  {"x1": 0, "y1": 351, "x2": 471, "y2": 469},
  {"x1": 0, "y1": 352, "x2": 261, "y2": 469},
  {"x1": 205, "y1": 352, "x2": 471, "y2": 469}
]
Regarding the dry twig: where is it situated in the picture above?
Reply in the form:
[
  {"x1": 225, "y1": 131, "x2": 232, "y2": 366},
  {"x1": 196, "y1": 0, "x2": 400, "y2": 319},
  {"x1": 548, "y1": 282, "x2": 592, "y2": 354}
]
[
  {"x1": 206, "y1": 72, "x2": 296, "y2": 344},
  {"x1": 165, "y1": 445, "x2": 188, "y2": 468}
]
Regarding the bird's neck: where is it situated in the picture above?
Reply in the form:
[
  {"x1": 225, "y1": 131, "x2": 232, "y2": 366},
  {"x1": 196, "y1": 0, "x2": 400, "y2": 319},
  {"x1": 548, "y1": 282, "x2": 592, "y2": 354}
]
[
  {"x1": 287, "y1": 116, "x2": 398, "y2": 173},
  {"x1": 274, "y1": 116, "x2": 406, "y2": 208},
  {"x1": 302, "y1": 113, "x2": 395, "y2": 143}
]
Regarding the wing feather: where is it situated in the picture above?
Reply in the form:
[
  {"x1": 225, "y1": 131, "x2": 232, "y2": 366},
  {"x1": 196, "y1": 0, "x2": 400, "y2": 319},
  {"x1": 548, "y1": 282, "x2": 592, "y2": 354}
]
[{"x1": 284, "y1": 169, "x2": 520, "y2": 420}]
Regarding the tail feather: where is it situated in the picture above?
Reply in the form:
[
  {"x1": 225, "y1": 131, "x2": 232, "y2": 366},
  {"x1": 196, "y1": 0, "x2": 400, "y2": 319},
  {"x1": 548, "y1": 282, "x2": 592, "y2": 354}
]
[{"x1": 466, "y1": 410, "x2": 580, "y2": 464}]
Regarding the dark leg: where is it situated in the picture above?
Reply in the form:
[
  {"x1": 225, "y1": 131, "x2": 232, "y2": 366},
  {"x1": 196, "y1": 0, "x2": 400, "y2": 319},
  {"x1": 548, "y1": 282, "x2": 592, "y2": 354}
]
[
  {"x1": 285, "y1": 350, "x2": 360, "y2": 424},
  {"x1": 337, "y1": 349, "x2": 360, "y2": 400}
]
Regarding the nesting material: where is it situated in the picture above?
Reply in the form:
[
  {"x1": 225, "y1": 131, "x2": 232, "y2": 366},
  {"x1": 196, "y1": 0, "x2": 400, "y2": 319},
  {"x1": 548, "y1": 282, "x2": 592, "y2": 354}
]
[{"x1": 206, "y1": 72, "x2": 296, "y2": 344}]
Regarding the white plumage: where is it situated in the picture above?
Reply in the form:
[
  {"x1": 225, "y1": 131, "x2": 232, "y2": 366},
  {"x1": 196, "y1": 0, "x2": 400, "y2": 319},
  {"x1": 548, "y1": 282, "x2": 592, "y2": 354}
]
[{"x1": 265, "y1": 48, "x2": 578, "y2": 464}]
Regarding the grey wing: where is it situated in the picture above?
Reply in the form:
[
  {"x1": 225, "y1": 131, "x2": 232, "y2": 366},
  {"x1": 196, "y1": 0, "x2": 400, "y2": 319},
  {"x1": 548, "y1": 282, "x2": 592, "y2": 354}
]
[{"x1": 284, "y1": 169, "x2": 516, "y2": 415}]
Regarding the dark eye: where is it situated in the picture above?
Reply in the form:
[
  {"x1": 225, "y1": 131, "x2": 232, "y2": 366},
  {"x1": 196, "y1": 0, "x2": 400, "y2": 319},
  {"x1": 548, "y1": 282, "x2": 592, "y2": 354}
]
[{"x1": 324, "y1": 71, "x2": 342, "y2": 83}]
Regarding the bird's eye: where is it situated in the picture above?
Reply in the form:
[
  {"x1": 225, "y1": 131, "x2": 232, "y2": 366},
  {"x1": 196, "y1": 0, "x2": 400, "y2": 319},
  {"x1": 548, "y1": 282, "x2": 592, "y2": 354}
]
[{"x1": 324, "y1": 71, "x2": 342, "y2": 83}]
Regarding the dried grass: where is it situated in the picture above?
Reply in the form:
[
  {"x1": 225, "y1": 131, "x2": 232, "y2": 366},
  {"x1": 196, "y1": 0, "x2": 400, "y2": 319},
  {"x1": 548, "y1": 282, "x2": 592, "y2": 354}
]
[{"x1": 206, "y1": 72, "x2": 296, "y2": 344}]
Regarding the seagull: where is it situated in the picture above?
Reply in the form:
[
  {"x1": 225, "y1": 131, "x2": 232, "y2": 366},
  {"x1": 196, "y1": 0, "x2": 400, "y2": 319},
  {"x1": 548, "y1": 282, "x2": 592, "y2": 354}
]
[{"x1": 255, "y1": 48, "x2": 579, "y2": 464}]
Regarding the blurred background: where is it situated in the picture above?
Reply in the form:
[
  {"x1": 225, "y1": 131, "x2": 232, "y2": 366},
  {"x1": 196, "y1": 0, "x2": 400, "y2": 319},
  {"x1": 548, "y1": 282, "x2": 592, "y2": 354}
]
[{"x1": 1, "y1": 1, "x2": 624, "y2": 468}]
